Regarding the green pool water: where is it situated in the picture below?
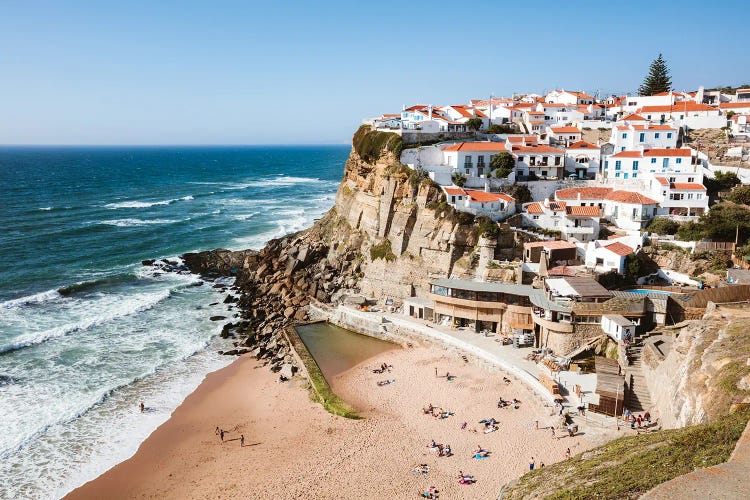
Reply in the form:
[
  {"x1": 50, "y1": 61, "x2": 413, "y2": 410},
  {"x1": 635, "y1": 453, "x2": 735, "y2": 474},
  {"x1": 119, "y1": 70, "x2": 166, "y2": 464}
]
[{"x1": 294, "y1": 322, "x2": 397, "y2": 381}]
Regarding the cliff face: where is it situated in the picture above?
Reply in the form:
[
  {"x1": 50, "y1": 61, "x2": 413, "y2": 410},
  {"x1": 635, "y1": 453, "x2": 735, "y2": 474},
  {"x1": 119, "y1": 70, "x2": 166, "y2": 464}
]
[
  {"x1": 643, "y1": 310, "x2": 750, "y2": 428},
  {"x1": 334, "y1": 145, "x2": 481, "y2": 299}
]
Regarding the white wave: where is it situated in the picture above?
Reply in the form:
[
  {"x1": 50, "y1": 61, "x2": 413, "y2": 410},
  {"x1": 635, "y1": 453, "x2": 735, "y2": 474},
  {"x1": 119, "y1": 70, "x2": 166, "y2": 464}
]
[
  {"x1": 38, "y1": 207, "x2": 52, "y2": 211},
  {"x1": 0, "y1": 289, "x2": 172, "y2": 354},
  {"x1": 231, "y1": 212, "x2": 260, "y2": 221},
  {"x1": 1, "y1": 290, "x2": 62, "y2": 309},
  {"x1": 100, "y1": 219, "x2": 180, "y2": 227},
  {"x1": 104, "y1": 195, "x2": 193, "y2": 209}
]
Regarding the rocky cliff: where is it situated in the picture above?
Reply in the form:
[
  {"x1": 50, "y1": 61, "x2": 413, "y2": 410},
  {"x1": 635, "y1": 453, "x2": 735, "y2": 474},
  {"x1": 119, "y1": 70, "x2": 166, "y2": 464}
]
[
  {"x1": 642, "y1": 309, "x2": 750, "y2": 428},
  {"x1": 177, "y1": 127, "x2": 492, "y2": 372}
]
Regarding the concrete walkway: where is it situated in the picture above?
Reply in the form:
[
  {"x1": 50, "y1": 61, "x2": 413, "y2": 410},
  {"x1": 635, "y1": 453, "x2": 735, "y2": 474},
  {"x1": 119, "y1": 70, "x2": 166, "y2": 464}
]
[{"x1": 642, "y1": 420, "x2": 750, "y2": 500}]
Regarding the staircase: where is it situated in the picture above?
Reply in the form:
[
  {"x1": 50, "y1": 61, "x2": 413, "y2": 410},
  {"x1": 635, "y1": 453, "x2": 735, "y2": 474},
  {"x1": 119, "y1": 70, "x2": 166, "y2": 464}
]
[{"x1": 624, "y1": 340, "x2": 653, "y2": 413}]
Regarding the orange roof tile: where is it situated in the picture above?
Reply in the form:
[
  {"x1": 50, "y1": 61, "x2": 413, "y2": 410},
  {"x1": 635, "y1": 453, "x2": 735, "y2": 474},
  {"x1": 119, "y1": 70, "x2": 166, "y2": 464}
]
[
  {"x1": 605, "y1": 190, "x2": 659, "y2": 204},
  {"x1": 507, "y1": 135, "x2": 538, "y2": 143},
  {"x1": 443, "y1": 142, "x2": 507, "y2": 152},
  {"x1": 551, "y1": 126, "x2": 581, "y2": 134},
  {"x1": 566, "y1": 206, "x2": 601, "y2": 217},
  {"x1": 655, "y1": 176, "x2": 669, "y2": 186},
  {"x1": 621, "y1": 113, "x2": 647, "y2": 121},
  {"x1": 719, "y1": 102, "x2": 750, "y2": 109},
  {"x1": 444, "y1": 187, "x2": 466, "y2": 196},
  {"x1": 643, "y1": 148, "x2": 691, "y2": 157},
  {"x1": 555, "y1": 187, "x2": 613, "y2": 200},
  {"x1": 639, "y1": 103, "x2": 718, "y2": 113},
  {"x1": 524, "y1": 240, "x2": 578, "y2": 249},
  {"x1": 528, "y1": 111, "x2": 545, "y2": 115},
  {"x1": 671, "y1": 183, "x2": 706, "y2": 190},
  {"x1": 603, "y1": 242, "x2": 634, "y2": 256},
  {"x1": 511, "y1": 145, "x2": 564, "y2": 154},
  {"x1": 464, "y1": 190, "x2": 514, "y2": 203},
  {"x1": 567, "y1": 141, "x2": 599, "y2": 150},
  {"x1": 610, "y1": 150, "x2": 643, "y2": 158},
  {"x1": 526, "y1": 202, "x2": 544, "y2": 214},
  {"x1": 548, "y1": 201, "x2": 567, "y2": 211}
]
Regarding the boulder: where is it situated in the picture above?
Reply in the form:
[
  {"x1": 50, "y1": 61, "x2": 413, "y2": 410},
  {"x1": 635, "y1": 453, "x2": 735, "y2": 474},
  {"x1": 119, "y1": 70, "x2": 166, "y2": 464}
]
[
  {"x1": 279, "y1": 364, "x2": 294, "y2": 380},
  {"x1": 284, "y1": 306, "x2": 296, "y2": 318},
  {"x1": 210, "y1": 315, "x2": 227, "y2": 321}
]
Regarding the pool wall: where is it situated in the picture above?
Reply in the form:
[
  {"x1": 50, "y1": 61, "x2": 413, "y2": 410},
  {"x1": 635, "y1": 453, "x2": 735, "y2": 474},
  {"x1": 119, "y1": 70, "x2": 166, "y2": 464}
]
[{"x1": 283, "y1": 322, "x2": 361, "y2": 419}]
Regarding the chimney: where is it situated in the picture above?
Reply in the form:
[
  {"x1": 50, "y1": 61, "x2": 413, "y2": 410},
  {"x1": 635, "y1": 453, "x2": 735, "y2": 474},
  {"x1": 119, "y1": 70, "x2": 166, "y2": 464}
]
[
  {"x1": 544, "y1": 198, "x2": 550, "y2": 207},
  {"x1": 402, "y1": 104, "x2": 406, "y2": 111},
  {"x1": 428, "y1": 105, "x2": 433, "y2": 119},
  {"x1": 484, "y1": 178, "x2": 490, "y2": 192},
  {"x1": 577, "y1": 192, "x2": 581, "y2": 202}
]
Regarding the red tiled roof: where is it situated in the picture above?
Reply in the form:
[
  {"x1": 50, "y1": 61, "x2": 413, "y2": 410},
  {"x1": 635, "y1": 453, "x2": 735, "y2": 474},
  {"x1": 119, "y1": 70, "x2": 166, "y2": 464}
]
[
  {"x1": 443, "y1": 142, "x2": 506, "y2": 152},
  {"x1": 610, "y1": 150, "x2": 643, "y2": 158},
  {"x1": 639, "y1": 103, "x2": 718, "y2": 113},
  {"x1": 566, "y1": 206, "x2": 601, "y2": 217},
  {"x1": 511, "y1": 145, "x2": 564, "y2": 154},
  {"x1": 507, "y1": 135, "x2": 538, "y2": 143},
  {"x1": 567, "y1": 141, "x2": 599, "y2": 150},
  {"x1": 528, "y1": 111, "x2": 545, "y2": 115},
  {"x1": 524, "y1": 240, "x2": 578, "y2": 249},
  {"x1": 655, "y1": 176, "x2": 669, "y2": 186},
  {"x1": 449, "y1": 105, "x2": 473, "y2": 118},
  {"x1": 526, "y1": 202, "x2": 544, "y2": 214},
  {"x1": 671, "y1": 183, "x2": 706, "y2": 191},
  {"x1": 569, "y1": 91, "x2": 594, "y2": 99},
  {"x1": 603, "y1": 242, "x2": 634, "y2": 256},
  {"x1": 605, "y1": 190, "x2": 659, "y2": 204},
  {"x1": 643, "y1": 148, "x2": 691, "y2": 157},
  {"x1": 444, "y1": 187, "x2": 466, "y2": 196},
  {"x1": 555, "y1": 187, "x2": 613, "y2": 200},
  {"x1": 551, "y1": 126, "x2": 581, "y2": 134},
  {"x1": 621, "y1": 113, "x2": 647, "y2": 121},
  {"x1": 548, "y1": 201, "x2": 567, "y2": 211},
  {"x1": 465, "y1": 189, "x2": 514, "y2": 203},
  {"x1": 474, "y1": 109, "x2": 488, "y2": 118},
  {"x1": 719, "y1": 102, "x2": 750, "y2": 109}
]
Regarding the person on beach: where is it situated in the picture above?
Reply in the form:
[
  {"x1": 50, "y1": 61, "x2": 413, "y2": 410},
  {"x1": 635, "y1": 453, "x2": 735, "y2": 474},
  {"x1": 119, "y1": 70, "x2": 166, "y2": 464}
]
[
  {"x1": 624, "y1": 408, "x2": 631, "y2": 422},
  {"x1": 566, "y1": 447, "x2": 571, "y2": 460},
  {"x1": 644, "y1": 410, "x2": 651, "y2": 424},
  {"x1": 220, "y1": 429, "x2": 225, "y2": 442},
  {"x1": 550, "y1": 427, "x2": 556, "y2": 439},
  {"x1": 139, "y1": 402, "x2": 145, "y2": 413},
  {"x1": 215, "y1": 426, "x2": 220, "y2": 435},
  {"x1": 540, "y1": 462, "x2": 545, "y2": 468},
  {"x1": 637, "y1": 415, "x2": 643, "y2": 428},
  {"x1": 240, "y1": 434, "x2": 245, "y2": 447},
  {"x1": 529, "y1": 457, "x2": 535, "y2": 471}
]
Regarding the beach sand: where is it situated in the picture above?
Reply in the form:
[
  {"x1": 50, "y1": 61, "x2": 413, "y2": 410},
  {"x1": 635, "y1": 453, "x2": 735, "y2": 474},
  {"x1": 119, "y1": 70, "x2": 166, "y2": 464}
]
[{"x1": 67, "y1": 346, "x2": 601, "y2": 499}]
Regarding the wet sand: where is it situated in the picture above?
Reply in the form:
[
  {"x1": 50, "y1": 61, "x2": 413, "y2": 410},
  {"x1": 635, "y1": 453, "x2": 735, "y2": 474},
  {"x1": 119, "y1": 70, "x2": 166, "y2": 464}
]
[{"x1": 67, "y1": 346, "x2": 600, "y2": 499}]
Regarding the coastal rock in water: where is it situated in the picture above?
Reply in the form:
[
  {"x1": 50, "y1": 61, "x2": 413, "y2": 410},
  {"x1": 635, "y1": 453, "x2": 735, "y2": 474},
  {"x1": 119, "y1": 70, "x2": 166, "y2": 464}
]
[
  {"x1": 209, "y1": 315, "x2": 226, "y2": 321},
  {"x1": 141, "y1": 259, "x2": 156, "y2": 266}
]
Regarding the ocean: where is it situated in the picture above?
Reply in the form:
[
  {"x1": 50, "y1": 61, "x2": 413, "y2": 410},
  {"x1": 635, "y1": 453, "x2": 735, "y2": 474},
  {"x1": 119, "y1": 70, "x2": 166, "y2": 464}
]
[{"x1": 0, "y1": 145, "x2": 347, "y2": 499}]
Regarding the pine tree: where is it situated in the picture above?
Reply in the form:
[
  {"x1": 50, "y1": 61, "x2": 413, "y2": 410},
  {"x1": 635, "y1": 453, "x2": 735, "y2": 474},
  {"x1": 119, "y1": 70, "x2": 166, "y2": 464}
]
[{"x1": 638, "y1": 54, "x2": 672, "y2": 96}]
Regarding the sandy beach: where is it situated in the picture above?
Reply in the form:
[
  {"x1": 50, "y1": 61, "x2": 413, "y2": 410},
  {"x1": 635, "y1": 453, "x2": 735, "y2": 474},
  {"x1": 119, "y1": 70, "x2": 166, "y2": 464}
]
[{"x1": 68, "y1": 345, "x2": 602, "y2": 499}]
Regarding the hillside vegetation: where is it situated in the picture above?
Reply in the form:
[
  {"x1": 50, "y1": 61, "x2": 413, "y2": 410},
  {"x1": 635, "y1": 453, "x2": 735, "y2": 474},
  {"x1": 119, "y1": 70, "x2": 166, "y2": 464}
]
[{"x1": 501, "y1": 407, "x2": 750, "y2": 500}]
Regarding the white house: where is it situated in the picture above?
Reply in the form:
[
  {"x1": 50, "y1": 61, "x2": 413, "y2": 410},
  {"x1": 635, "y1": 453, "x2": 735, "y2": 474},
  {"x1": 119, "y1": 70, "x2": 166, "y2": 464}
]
[
  {"x1": 602, "y1": 190, "x2": 660, "y2": 231},
  {"x1": 548, "y1": 126, "x2": 582, "y2": 146},
  {"x1": 373, "y1": 113, "x2": 402, "y2": 129},
  {"x1": 584, "y1": 240, "x2": 635, "y2": 274},
  {"x1": 603, "y1": 148, "x2": 693, "y2": 179},
  {"x1": 442, "y1": 105, "x2": 489, "y2": 129},
  {"x1": 647, "y1": 174, "x2": 708, "y2": 217},
  {"x1": 610, "y1": 123, "x2": 678, "y2": 152},
  {"x1": 719, "y1": 102, "x2": 750, "y2": 115},
  {"x1": 565, "y1": 141, "x2": 601, "y2": 179},
  {"x1": 443, "y1": 187, "x2": 515, "y2": 221},
  {"x1": 524, "y1": 110, "x2": 547, "y2": 133},
  {"x1": 729, "y1": 113, "x2": 750, "y2": 137},
  {"x1": 506, "y1": 143, "x2": 565, "y2": 180},
  {"x1": 601, "y1": 314, "x2": 636, "y2": 342},
  {"x1": 442, "y1": 142, "x2": 507, "y2": 181},
  {"x1": 522, "y1": 199, "x2": 601, "y2": 243},
  {"x1": 638, "y1": 102, "x2": 720, "y2": 123},
  {"x1": 545, "y1": 90, "x2": 595, "y2": 105}
]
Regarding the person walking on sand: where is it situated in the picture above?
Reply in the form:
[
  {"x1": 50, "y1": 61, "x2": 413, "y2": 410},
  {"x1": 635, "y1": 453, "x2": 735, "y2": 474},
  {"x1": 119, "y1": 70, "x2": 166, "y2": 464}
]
[
  {"x1": 240, "y1": 434, "x2": 245, "y2": 447},
  {"x1": 220, "y1": 429, "x2": 225, "y2": 443},
  {"x1": 566, "y1": 447, "x2": 571, "y2": 460},
  {"x1": 550, "y1": 427, "x2": 556, "y2": 439},
  {"x1": 215, "y1": 426, "x2": 220, "y2": 435},
  {"x1": 139, "y1": 402, "x2": 145, "y2": 413},
  {"x1": 529, "y1": 457, "x2": 535, "y2": 471}
]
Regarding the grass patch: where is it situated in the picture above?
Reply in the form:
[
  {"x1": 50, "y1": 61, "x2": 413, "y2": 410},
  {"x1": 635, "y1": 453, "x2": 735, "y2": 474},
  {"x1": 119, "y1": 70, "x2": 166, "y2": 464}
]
[
  {"x1": 370, "y1": 239, "x2": 396, "y2": 261},
  {"x1": 353, "y1": 125, "x2": 403, "y2": 162},
  {"x1": 285, "y1": 326, "x2": 360, "y2": 419},
  {"x1": 502, "y1": 407, "x2": 750, "y2": 500}
]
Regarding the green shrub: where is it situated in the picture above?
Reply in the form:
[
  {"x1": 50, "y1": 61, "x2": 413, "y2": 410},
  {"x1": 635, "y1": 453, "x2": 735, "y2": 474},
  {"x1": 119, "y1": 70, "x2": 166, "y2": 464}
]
[
  {"x1": 487, "y1": 123, "x2": 516, "y2": 134},
  {"x1": 490, "y1": 152, "x2": 515, "y2": 178},
  {"x1": 369, "y1": 239, "x2": 396, "y2": 261},
  {"x1": 476, "y1": 216, "x2": 500, "y2": 239},
  {"x1": 451, "y1": 172, "x2": 467, "y2": 187},
  {"x1": 704, "y1": 171, "x2": 740, "y2": 193},
  {"x1": 647, "y1": 217, "x2": 680, "y2": 235},
  {"x1": 724, "y1": 185, "x2": 750, "y2": 205}
]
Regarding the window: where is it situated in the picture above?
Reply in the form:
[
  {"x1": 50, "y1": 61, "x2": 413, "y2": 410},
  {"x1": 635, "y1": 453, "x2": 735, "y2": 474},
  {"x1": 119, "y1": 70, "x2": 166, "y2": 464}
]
[
  {"x1": 676, "y1": 158, "x2": 682, "y2": 164},
  {"x1": 605, "y1": 160, "x2": 609, "y2": 168},
  {"x1": 688, "y1": 177, "x2": 694, "y2": 182},
  {"x1": 622, "y1": 133, "x2": 627, "y2": 138},
  {"x1": 688, "y1": 193, "x2": 694, "y2": 199},
  {"x1": 477, "y1": 156, "x2": 485, "y2": 168},
  {"x1": 667, "y1": 132, "x2": 672, "y2": 138},
  {"x1": 554, "y1": 156, "x2": 561, "y2": 166},
  {"x1": 532, "y1": 215, "x2": 539, "y2": 220},
  {"x1": 679, "y1": 114, "x2": 684, "y2": 119},
  {"x1": 697, "y1": 194, "x2": 703, "y2": 199},
  {"x1": 615, "y1": 160, "x2": 621, "y2": 170},
  {"x1": 663, "y1": 158, "x2": 669, "y2": 168},
  {"x1": 633, "y1": 161, "x2": 639, "y2": 170},
  {"x1": 615, "y1": 172, "x2": 621, "y2": 178},
  {"x1": 651, "y1": 158, "x2": 657, "y2": 164},
  {"x1": 624, "y1": 173, "x2": 629, "y2": 179},
  {"x1": 554, "y1": 220, "x2": 559, "y2": 227},
  {"x1": 639, "y1": 132, "x2": 645, "y2": 141},
  {"x1": 621, "y1": 147, "x2": 625, "y2": 151},
  {"x1": 464, "y1": 156, "x2": 472, "y2": 167},
  {"x1": 451, "y1": 196, "x2": 456, "y2": 203},
  {"x1": 669, "y1": 177, "x2": 676, "y2": 182},
  {"x1": 633, "y1": 172, "x2": 638, "y2": 178},
  {"x1": 670, "y1": 193, "x2": 684, "y2": 200},
  {"x1": 655, "y1": 133, "x2": 660, "y2": 138}
]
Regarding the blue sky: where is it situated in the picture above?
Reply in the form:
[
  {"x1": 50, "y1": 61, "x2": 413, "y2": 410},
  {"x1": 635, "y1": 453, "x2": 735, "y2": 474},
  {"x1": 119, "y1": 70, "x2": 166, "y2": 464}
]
[{"x1": 1, "y1": 1, "x2": 747, "y2": 145}]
